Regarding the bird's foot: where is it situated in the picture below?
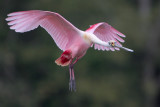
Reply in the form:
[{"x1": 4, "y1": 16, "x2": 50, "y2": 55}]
[
  {"x1": 69, "y1": 78, "x2": 76, "y2": 92},
  {"x1": 69, "y1": 63, "x2": 76, "y2": 92}
]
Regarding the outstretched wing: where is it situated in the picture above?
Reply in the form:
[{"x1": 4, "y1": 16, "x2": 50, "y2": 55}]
[
  {"x1": 6, "y1": 10, "x2": 82, "y2": 51},
  {"x1": 86, "y1": 22, "x2": 125, "y2": 51}
]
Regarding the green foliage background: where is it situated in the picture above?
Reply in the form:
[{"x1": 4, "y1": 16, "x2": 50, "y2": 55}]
[{"x1": 0, "y1": 0, "x2": 160, "y2": 107}]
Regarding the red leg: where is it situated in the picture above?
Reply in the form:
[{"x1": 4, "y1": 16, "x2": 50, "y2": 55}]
[{"x1": 73, "y1": 58, "x2": 79, "y2": 65}]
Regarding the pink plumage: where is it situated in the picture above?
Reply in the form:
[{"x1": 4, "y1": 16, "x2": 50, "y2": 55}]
[
  {"x1": 86, "y1": 22, "x2": 125, "y2": 51},
  {"x1": 6, "y1": 10, "x2": 133, "y2": 91},
  {"x1": 6, "y1": 10, "x2": 82, "y2": 51}
]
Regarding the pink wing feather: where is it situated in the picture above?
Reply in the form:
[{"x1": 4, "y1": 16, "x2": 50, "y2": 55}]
[
  {"x1": 6, "y1": 10, "x2": 82, "y2": 51},
  {"x1": 86, "y1": 22, "x2": 125, "y2": 51}
]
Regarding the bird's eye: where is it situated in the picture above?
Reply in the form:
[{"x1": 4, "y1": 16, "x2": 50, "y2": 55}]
[
  {"x1": 111, "y1": 42, "x2": 115, "y2": 46},
  {"x1": 111, "y1": 42, "x2": 114, "y2": 45}
]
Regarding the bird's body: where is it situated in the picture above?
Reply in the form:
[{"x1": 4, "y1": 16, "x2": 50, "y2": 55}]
[
  {"x1": 66, "y1": 32, "x2": 92, "y2": 59},
  {"x1": 55, "y1": 32, "x2": 92, "y2": 66},
  {"x1": 6, "y1": 10, "x2": 133, "y2": 91}
]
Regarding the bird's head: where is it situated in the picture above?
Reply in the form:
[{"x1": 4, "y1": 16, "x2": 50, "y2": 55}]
[
  {"x1": 108, "y1": 40, "x2": 116, "y2": 47},
  {"x1": 108, "y1": 40, "x2": 134, "y2": 52}
]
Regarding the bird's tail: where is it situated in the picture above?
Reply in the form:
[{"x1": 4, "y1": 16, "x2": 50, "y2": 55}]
[{"x1": 55, "y1": 50, "x2": 72, "y2": 66}]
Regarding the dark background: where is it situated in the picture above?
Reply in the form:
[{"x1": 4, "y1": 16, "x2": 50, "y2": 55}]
[{"x1": 0, "y1": 0, "x2": 160, "y2": 107}]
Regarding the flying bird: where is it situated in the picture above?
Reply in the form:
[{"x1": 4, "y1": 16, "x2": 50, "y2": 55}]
[{"x1": 6, "y1": 10, "x2": 133, "y2": 91}]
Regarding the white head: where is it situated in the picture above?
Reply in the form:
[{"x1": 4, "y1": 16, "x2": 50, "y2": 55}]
[
  {"x1": 108, "y1": 40, "x2": 116, "y2": 47},
  {"x1": 108, "y1": 40, "x2": 134, "y2": 52}
]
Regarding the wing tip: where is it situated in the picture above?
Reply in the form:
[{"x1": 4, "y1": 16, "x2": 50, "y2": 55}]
[
  {"x1": 7, "y1": 13, "x2": 13, "y2": 17},
  {"x1": 7, "y1": 12, "x2": 19, "y2": 16},
  {"x1": 118, "y1": 34, "x2": 126, "y2": 38}
]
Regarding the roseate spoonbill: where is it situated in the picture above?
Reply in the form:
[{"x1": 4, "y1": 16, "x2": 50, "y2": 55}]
[{"x1": 6, "y1": 10, "x2": 133, "y2": 91}]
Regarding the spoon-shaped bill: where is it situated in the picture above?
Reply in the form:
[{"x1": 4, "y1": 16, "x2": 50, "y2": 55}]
[
  {"x1": 120, "y1": 46, "x2": 134, "y2": 52},
  {"x1": 115, "y1": 43, "x2": 134, "y2": 52}
]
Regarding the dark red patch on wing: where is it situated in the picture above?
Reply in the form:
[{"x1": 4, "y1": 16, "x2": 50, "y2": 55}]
[
  {"x1": 62, "y1": 50, "x2": 72, "y2": 56},
  {"x1": 55, "y1": 50, "x2": 72, "y2": 66},
  {"x1": 86, "y1": 23, "x2": 98, "y2": 31}
]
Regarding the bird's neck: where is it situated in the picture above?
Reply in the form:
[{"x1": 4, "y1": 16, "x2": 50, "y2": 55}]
[{"x1": 82, "y1": 32, "x2": 110, "y2": 47}]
